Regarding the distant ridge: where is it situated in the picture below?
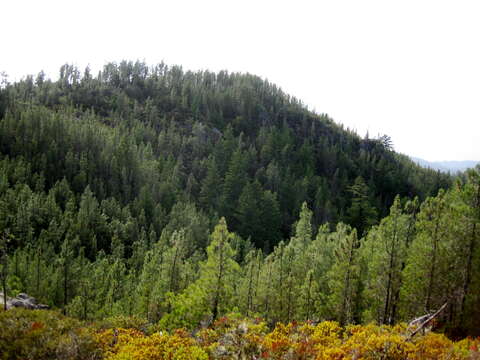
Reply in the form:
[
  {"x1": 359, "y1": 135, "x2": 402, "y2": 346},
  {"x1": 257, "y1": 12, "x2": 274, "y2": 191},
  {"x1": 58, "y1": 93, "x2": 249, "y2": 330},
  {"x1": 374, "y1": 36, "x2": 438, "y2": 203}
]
[{"x1": 411, "y1": 157, "x2": 479, "y2": 173}]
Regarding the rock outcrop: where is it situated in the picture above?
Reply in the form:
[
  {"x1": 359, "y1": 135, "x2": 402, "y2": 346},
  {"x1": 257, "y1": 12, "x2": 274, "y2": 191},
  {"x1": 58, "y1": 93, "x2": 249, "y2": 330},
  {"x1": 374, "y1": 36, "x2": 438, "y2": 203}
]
[{"x1": 0, "y1": 292, "x2": 49, "y2": 310}]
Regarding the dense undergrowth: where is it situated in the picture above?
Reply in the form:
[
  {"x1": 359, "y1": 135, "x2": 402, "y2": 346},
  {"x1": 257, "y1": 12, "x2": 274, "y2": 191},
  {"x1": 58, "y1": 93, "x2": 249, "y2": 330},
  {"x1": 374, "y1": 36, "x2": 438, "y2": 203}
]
[{"x1": 1, "y1": 309, "x2": 479, "y2": 360}]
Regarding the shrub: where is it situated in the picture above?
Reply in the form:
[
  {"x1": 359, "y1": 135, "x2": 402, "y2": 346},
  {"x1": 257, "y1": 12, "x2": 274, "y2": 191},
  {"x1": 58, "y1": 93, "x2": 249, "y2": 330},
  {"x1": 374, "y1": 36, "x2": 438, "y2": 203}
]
[
  {"x1": 0, "y1": 308, "x2": 100, "y2": 360},
  {"x1": 96, "y1": 328, "x2": 208, "y2": 360}
]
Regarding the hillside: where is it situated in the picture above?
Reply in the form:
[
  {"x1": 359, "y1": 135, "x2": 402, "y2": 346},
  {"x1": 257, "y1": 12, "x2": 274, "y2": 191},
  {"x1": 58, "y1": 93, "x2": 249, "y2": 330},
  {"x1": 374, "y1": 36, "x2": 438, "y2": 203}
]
[
  {"x1": 411, "y1": 157, "x2": 479, "y2": 173},
  {"x1": 0, "y1": 61, "x2": 450, "y2": 251},
  {"x1": 2, "y1": 62, "x2": 479, "y2": 338}
]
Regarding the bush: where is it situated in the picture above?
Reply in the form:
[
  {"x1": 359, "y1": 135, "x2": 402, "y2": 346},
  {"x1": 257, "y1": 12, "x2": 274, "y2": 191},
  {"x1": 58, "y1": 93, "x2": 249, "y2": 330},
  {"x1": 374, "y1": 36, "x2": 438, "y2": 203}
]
[
  {"x1": 96, "y1": 328, "x2": 208, "y2": 360},
  {"x1": 0, "y1": 308, "x2": 100, "y2": 360},
  {"x1": 2, "y1": 309, "x2": 479, "y2": 359}
]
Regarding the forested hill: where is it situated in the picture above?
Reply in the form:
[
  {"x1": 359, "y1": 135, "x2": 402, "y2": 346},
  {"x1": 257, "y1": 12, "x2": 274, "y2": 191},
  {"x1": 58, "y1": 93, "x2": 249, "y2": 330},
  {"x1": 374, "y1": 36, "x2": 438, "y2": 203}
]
[
  {"x1": 0, "y1": 61, "x2": 450, "y2": 253},
  {"x1": 4, "y1": 62, "x2": 480, "y2": 339}
]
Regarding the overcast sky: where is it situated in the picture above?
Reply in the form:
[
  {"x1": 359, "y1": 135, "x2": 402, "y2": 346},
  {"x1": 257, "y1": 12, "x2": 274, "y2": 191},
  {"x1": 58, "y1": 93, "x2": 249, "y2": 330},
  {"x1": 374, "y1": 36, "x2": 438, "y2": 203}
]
[{"x1": 2, "y1": 0, "x2": 479, "y2": 161}]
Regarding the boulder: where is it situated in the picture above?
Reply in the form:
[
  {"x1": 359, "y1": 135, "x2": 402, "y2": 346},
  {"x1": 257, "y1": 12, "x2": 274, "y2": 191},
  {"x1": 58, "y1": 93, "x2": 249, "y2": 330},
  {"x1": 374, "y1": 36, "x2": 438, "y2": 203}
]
[{"x1": 0, "y1": 292, "x2": 49, "y2": 310}]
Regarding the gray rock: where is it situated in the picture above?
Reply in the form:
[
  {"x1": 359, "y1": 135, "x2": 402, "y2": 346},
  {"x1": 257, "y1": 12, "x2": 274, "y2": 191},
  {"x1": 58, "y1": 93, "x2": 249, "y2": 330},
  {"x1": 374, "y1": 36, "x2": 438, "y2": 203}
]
[
  {"x1": 0, "y1": 292, "x2": 49, "y2": 310},
  {"x1": 17, "y1": 293, "x2": 38, "y2": 304}
]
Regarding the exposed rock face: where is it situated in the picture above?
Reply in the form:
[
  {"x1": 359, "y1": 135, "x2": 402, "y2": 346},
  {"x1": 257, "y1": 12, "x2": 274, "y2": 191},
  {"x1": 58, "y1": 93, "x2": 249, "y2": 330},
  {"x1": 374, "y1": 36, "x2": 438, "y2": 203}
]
[{"x1": 0, "y1": 292, "x2": 49, "y2": 310}]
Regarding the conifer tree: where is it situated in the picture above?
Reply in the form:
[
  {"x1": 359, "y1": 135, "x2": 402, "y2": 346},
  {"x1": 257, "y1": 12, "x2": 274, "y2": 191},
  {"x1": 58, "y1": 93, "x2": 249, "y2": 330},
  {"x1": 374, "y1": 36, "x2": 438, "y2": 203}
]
[
  {"x1": 199, "y1": 156, "x2": 222, "y2": 211},
  {"x1": 136, "y1": 243, "x2": 164, "y2": 321},
  {"x1": 58, "y1": 235, "x2": 76, "y2": 315},
  {"x1": 238, "y1": 249, "x2": 263, "y2": 316},
  {"x1": 347, "y1": 176, "x2": 378, "y2": 236},
  {"x1": 361, "y1": 196, "x2": 409, "y2": 324},
  {"x1": 0, "y1": 231, "x2": 9, "y2": 310},
  {"x1": 221, "y1": 149, "x2": 247, "y2": 225},
  {"x1": 400, "y1": 190, "x2": 449, "y2": 319},
  {"x1": 304, "y1": 224, "x2": 334, "y2": 320},
  {"x1": 327, "y1": 223, "x2": 360, "y2": 325},
  {"x1": 458, "y1": 169, "x2": 480, "y2": 330},
  {"x1": 201, "y1": 217, "x2": 240, "y2": 320},
  {"x1": 161, "y1": 218, "x2": 240, "y2": 328}
]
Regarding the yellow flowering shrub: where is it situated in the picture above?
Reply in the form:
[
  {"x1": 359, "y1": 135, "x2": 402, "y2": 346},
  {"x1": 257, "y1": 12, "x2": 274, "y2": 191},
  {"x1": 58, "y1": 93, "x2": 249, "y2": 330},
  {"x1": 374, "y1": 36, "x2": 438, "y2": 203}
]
[
  {"x1": 251, "y1": 321, "x2": 478, "y2": 360},
  {"x1": 96, "y1": 328, "x2": 208, "y2": 360},
  {"x1": 451, "y1": 337, "x2": 480, "y2": 359},
  {"x1": 261, "y1": 322, "x2": 295, "y2": 358},
  {"x1": 3, "y1": 309, "x2": 480, "y2": 359},
  {"x1": 95, "y1": 328, "x2": 144, "y2": 357},
  {"x1": 411, "y1": 332, "x2": 456, "y2": 360}
]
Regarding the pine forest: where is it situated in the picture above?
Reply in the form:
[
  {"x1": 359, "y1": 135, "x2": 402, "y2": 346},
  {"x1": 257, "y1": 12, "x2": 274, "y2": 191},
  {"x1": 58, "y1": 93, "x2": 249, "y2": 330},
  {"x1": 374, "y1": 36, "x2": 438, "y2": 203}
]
[{"x1": 0, "y1": 62, "x2": 478, "y2": 359}]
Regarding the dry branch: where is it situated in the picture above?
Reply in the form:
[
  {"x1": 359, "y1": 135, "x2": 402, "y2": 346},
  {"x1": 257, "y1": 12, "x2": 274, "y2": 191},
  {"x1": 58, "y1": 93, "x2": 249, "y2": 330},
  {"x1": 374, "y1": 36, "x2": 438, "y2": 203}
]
[{"x1": 407, "y1": 302, "x2": 448, "y2": 340}]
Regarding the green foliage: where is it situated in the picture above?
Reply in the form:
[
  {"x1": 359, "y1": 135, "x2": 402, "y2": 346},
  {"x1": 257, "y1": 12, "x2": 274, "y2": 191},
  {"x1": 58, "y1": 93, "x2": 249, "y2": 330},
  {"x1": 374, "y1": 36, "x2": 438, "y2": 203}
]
[
  {"x1": 3, "y1": 62, "x2": 478, "y2": 337},
  {"x1": 327, "y1": 223, "x2": 361, "y2": 325},
  {"x1": 195, "y1": 218, "x2": 241, "y2": 320},
  {"x1": 346, "y1": 176, "x2": 378, "y2": 236},
  {"x1": 361, "y1": 196, "x2": 413, "y2": 324},
  {"x1": 0, "y1": 62, "x2": 450, "y2": 257}
]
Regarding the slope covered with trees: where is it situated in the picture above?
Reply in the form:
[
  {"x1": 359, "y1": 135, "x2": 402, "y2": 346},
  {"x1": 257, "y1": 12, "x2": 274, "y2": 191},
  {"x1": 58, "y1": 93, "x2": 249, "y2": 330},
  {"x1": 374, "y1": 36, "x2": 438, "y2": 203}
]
[
  {"x1": 2, "y1": 61, "x2": 477, "y2": 339},
  {"x1": 0, "y1": 62, "x2": 450, "y2": 250}
]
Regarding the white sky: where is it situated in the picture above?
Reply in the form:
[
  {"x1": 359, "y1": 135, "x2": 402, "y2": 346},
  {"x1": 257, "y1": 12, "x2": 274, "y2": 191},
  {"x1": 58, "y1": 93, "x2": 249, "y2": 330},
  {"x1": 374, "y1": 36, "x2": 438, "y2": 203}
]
[{"x1": 1, "y1": 0, "x2": 479, "y2": 161}]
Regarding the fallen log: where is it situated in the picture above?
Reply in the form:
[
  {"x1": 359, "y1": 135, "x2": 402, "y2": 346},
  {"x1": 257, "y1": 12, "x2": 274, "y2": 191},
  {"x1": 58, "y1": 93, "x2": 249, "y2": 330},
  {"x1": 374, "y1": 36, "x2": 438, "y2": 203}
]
[{"x1": 407, "y1": 302, "x2": 448, "y2": 340}]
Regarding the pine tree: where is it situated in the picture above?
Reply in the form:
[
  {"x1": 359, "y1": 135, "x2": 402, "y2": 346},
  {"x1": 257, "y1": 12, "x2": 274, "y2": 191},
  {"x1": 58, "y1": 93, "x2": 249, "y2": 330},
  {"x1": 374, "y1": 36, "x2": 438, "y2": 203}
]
[
  {"x1": 58, "y1": 235, "x2": 76, "y2": 315},
  {"x1": 459, "y1": 169, "x2": 480, "y2": 331},
  {"x1": 161, "y1": 218, "x2": 240, "y2": 327},
  {"x1": 0, "y1": 231, "x2": 10, "y2": 310},
  {"x1": 305, "y1": 224, "x2": 335, "y2": 320},
  {"x1": 199, "y1": 156, "x2": 222, "y2": 211},
  {"x1": 400, "y1": 190, "x2": 449, "y2": 319},
  {"x1": 361, "y1": 196, "x2": 410, "y2": 324},
  {"x1": 201, "y1": 217, "x2": 240, "y2": 320},
  {"x1": 221, "y1": 149, "x2": 247, "y2": 225},
  {"x1": 346, "y1": 176, "x2": 378, "y2": 236},
  {"x1": 327, "y1": 223, "x2": 361, "y2": 325},
  {"x1": 238, "y1": 249, "x2": 263, "y2": 316}
]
